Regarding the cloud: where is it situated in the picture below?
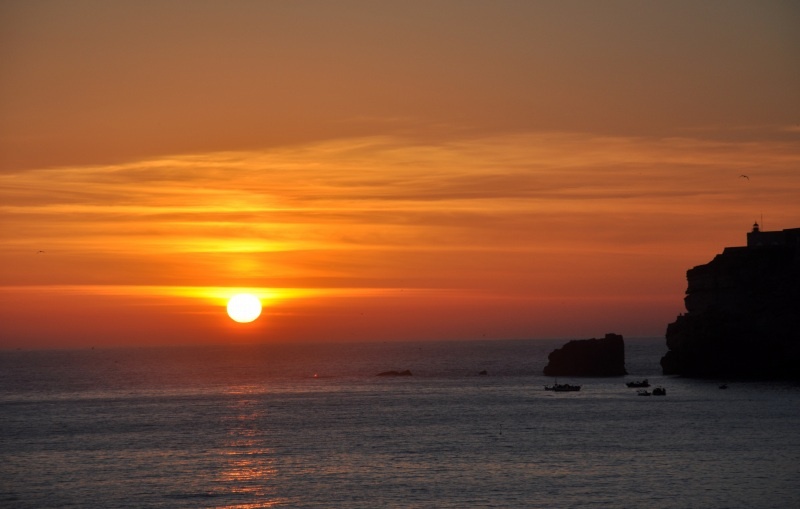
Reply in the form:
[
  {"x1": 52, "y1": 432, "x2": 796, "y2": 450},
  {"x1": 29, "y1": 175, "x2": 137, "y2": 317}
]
[{"x1": 2, "y1": 131, "x2": 798, "y2": 300}]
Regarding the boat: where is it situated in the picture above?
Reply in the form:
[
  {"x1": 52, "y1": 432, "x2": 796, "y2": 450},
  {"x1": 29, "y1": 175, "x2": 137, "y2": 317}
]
[
  {"x1": 637, "y1": 390, "x2": 651, "y2": 396},
  {"x1": 626, "y1": 379, "x2": 650, "y2": 388},
  {"x1": 719, "y1": 384, "x2": 728, "y2": 390},
  {"x1": 544, "y1": 383, "x2": 582, "y2": 392},
  {"x1": 652, "y1": 387, "x2": 666, "y2": 396}
]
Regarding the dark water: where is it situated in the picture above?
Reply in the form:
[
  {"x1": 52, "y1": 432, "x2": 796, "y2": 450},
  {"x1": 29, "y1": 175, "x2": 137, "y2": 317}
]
[{"x1": 1, "y1": 338, "x2": 798, "y2": 508}]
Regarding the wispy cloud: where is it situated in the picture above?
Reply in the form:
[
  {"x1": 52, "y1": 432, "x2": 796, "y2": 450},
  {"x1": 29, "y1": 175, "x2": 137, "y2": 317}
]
[{"x1": 2, "y1": 131, "x2": 798, "y2": 296}]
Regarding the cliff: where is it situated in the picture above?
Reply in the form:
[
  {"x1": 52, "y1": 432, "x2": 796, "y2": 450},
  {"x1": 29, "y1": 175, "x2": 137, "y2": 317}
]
[
  {"x1": 543, "y1": 333, "x2": 627, "y2": 377},
  {"x1": 661, "y1": 226, "x2": 800, "y2": 378}
]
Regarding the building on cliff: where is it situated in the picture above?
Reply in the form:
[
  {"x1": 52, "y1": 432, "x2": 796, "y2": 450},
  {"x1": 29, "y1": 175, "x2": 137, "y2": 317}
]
[
  {"x1": 661, "y1": 224, "x2": 800, "y2": 378},
  {"x1": 747, "y1": 222, "x2": 800, "y2": 248}
]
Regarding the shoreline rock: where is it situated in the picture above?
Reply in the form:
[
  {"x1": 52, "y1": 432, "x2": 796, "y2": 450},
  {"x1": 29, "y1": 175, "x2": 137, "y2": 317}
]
[{"x1": 543, "y1": 333, "x2": 627, "y2": 377}]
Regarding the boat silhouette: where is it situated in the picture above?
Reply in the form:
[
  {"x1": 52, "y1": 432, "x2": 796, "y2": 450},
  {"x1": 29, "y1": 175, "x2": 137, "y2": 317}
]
[{"x1": 544, "y1": 382, "x2": 582, "y2": 392}]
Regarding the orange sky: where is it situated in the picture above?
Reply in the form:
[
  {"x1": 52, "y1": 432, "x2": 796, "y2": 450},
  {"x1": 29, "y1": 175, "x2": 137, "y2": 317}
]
[{"x1": 1, "y1": 1, "x2": 799, "y2": 348}]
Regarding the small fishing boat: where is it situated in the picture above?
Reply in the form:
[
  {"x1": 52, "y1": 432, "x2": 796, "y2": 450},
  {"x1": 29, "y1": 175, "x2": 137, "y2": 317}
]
[
  {"x1": 652, "y1": 387, "x2": 666, "y2": 396},
  {"x1": 626, "y1": 379, "x2": 650, "y2": 388},
  {"x1": 545, "y1": 383, "x2": 582, "y2": 392}
]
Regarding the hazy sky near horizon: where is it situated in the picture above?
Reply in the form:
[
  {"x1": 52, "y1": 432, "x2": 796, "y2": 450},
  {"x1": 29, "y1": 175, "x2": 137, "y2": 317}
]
[{"x1": 2, "y1": 0, "x2": 799, "y2": 348}]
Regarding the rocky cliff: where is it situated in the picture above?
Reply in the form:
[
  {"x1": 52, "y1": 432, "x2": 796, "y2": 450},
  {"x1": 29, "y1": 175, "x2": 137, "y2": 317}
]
[
  {"x1": 543, "y1": 333, "x2": 627, "y2": 376},
  {"x1": 661, "y1": 228, "x2": 800, "y2": 378}
]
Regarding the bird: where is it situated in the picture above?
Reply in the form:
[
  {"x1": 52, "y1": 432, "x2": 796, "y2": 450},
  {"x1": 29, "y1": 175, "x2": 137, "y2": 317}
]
[{"x1": 739, "y1": 174, "x2": 750, "y2": 180}]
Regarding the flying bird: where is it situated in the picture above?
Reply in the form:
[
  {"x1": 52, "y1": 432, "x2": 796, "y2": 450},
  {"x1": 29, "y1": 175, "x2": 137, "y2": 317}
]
[{"x1": 739, "y1": 174, "x2": 750, "y2": 180}]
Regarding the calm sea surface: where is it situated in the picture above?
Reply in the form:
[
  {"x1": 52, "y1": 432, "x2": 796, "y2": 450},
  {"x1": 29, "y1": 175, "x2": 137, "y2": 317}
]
[{"x1": 1, "y1": 338, "x2": 798, "y2": 508}]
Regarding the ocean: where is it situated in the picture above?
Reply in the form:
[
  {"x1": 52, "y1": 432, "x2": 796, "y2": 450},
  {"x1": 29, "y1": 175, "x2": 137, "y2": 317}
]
[{"x1": 1, "y1": 338, "x2": 798, "y2": 509}]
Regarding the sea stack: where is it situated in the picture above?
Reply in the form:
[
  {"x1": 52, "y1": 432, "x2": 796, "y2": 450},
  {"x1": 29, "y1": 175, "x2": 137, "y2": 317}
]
[
  {"x1": 543, "y1": 333, "x2": 627, "y2": 376},
  {"x1": 661, "y1": 224, "x2": 800, "y2": 378}
]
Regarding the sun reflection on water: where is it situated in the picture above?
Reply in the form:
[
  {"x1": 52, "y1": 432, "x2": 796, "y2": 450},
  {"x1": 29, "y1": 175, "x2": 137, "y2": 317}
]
[{"x1": 214, "y1": 389, "x2": 289, "y2": 508}]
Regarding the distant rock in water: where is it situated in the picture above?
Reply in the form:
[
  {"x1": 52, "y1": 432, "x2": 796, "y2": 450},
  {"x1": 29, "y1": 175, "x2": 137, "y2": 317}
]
[
  {"x1": 661, "y1": 224, "x2": 800, "y2": 379},
  {"x1": 376, "y1": 369, "x2": 412, "y2": 377},
  {"x1": 543, "y1": 333, "x2": 627, "y2": 376}
]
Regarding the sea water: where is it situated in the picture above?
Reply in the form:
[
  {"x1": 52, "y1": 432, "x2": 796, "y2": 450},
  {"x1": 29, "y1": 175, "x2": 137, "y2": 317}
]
[{"x1": 1, "y1": 338, "x2": 798, "y2": 508}]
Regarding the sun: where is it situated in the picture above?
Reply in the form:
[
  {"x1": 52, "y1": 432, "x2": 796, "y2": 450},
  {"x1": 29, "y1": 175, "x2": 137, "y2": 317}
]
[{"x1": 226, "y1": 293, "x2": 262, "y2": 323}]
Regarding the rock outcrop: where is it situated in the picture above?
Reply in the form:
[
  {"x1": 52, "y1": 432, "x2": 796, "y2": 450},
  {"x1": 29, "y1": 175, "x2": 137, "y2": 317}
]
[
  {"x1": 661, "y1": 225, "x2": 800, "y2": 378},
  {"x1": 543, "y1": 333, "x2": 627, "y2": 376}
]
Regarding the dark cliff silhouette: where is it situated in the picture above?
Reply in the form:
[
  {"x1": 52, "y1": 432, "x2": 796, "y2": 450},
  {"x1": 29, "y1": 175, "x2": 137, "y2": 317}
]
[
  {"x1": 661, "y1": 224, "x2": 800, "y2": 378},
  {"x1": 543, "y1": 333, "x2": 627, "y2": 376}
]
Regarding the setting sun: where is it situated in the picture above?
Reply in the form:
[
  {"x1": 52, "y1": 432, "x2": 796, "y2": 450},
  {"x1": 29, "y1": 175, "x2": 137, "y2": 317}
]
[
  {"x1": 226, "y1": 293, "x2": 262, "y2": 323},
  {"x1": 1, "y1": 1, "x2": 798, "y2": 349}
]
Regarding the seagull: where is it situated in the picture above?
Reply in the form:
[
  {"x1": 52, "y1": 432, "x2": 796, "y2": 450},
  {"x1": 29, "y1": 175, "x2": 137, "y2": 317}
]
[{"x1": 739, "y1": 174, "x2": 750, "y2": 180}]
